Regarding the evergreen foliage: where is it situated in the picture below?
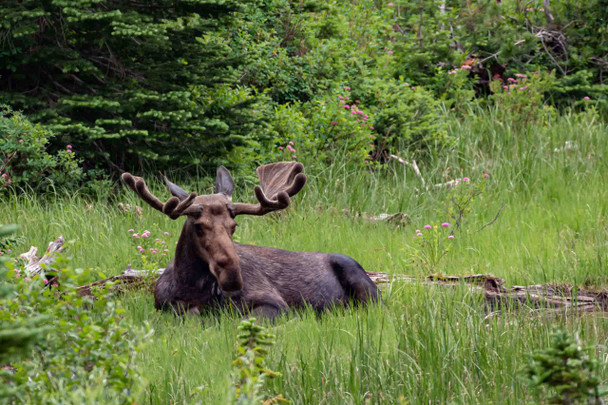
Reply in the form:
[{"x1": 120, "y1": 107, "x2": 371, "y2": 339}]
[{"x1": 0, "y1": 0, "x2": 264, "y2": 173}]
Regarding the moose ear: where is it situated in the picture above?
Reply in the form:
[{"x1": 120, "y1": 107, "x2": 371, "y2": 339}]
[
  {"x1": 215, "y1": 166, "x2": 235, "y2": 199},
  {"x1": 163, "y1": 176, "x2": 190, "y2": 201}
]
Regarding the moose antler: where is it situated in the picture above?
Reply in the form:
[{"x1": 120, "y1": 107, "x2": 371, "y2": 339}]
[
  {"x1": 121, "y1": 173, "x2": 201, "y2": 219},
  {"x1": 230, "y1": 162, "x2": 306, "y2": 216}
]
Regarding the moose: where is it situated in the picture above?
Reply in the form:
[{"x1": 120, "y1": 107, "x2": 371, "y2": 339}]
[{"x1": 122, "y1": 162, "x2": 378, "y2": 319}]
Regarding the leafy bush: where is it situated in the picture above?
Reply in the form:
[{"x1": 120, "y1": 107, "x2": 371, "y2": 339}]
[
  {"x1": 353, "y1": 78, "x2": 450, "y2": 160},
  {"x1": 0, "y1": 106, "x2": 83, "y2": 192},
  {"x1": 0, "y1": 251, "x2": 150, "y2": 404}
]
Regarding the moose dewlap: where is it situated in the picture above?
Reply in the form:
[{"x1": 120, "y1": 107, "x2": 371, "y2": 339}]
[{"x1": 122, "y1": 162, "x2": 378, "y2": 319}]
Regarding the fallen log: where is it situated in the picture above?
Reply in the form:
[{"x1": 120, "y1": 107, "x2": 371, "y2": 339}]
[{"x1": 20, "y1": 239, "x2": 608, "y2": 313}]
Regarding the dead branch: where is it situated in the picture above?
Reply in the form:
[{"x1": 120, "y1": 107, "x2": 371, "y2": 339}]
[
  {"x1": 477, "y1": 203, "x2": 505, "y2": 232},
  {"x1": 20, "y1": 236, "x2": 65, "y2": 276}
]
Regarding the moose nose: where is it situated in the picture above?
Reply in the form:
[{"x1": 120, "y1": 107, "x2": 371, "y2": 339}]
[{"x1": 218, "y1": 268, "x2": 243, "y2": 293}]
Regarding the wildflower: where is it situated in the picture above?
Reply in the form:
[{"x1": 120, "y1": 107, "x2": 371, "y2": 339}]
[
  {"x1": 415, "y1": 229, "x2": 421, "y2": 233},
  {"x1": 15, "y1": 274, "x2": 20, "y2": 277},
  {"x1": 424, "y1": 225, "x2": 432, "y2": 229},
  {"x1": 387, "y1": 50, "x2": 393, "y2": 55},
  {"x1": 584, "y1": 96, "x2": 590, "y2": 100},
  {"x1": 403, "y1": 82, "x2": 409, "y2": 86},
  {"x1": 252, "y1": 110, "x2": 256, "y2": 114},
  {"x1": 417, "y1": 232, "x2": 423, "y2": 237},
  {"x1": 442, "y1": 222, "x2": 450, "y2": 227},
  {"x1": 507, "y1": 78, "x2": 517, "y2": 82},
  {"x1": 484, "y1": 173, "x2": 490, "y2": 178},
  {"x1": 460, "y1": 65, "x2": 472, "y2": 70},
  {"x1": 463, "y1": 177, "x2": 470, "y2": 182},
  {"x1": 133, "y1": 234, "x2": 140, "y2": 239},
  {"x1": 7, "y1": 179, "x2": 11, "y2": 184},
  {"x1": 411, "y1": 86, "x2": 416, "y2": 90},
  {"x1": 448, "y1": 235, "x2": 455, "y2": 239},
  {"x1": 164, "y1": 232, "x2": 169, "y2": 236},
  {"x1": 515, "y1": 73, "x2": 527, "y2": 78},
  {"x1": 344, "y1": 105, "x2": 350, "y2": 109},
  {"x1": 289, "y1": 141, "x2": 294, "y2": 145},
  {"x1": 25, "y1": 277, "x2": 31, "y2": 281},
  {"x1": 331, "y1": 121, "x2": 338, "y2": 125},
  {"x1": 128, "y1": 229, "x2": 134, "y2": 233},
  {"x1": 161, "y1": 241, "x2": 166, "y2": 244},
  {"x1": 355, "y1": 100, "x2": 360, "y2": 103},
  {"x1": 43, "y1": 279, "x2": 49, "y2": 285},
  {"x1": 338, "y1": 96, "x2": 343, "y2": 100},
  {"x1": 369, "y1": 126, "x2": 374, "y2": 129},
  {"x1": 344, "y1": 86, "x2": 351, "y2": 90},
  {"x1": 279, "y1": 146, "x2": 284, "y2": 150},
  {"x1": 518, "y1": 86, "x2": 529, "y2": 91},
  {"x1": 18, "y1": 139, "x2": 23, "y2": 143},
  {"x1": 388, "y1": 2, "x2": 394, "y2": 5},
  {"x1": 67, "y1": 144, "x2": 72, "y2": 149},
  {"x1": 448, "y1": 70, "x2": 457, "y2": 75},
  {"x1": 456, "y1": 178, "x2": 461, "y2": 182},
  {"x1": 137, "y1": 246, "x2": 143, "y2": 250},
  {"x1": 155, "y1": 238, "x2": 160, "y2": 242},
  {"x1": 1, "y1": 174, "x2": 6, "y2": 178},
  {"x1": 292, "y1": 155, "x2": 297, "y2": 159}
]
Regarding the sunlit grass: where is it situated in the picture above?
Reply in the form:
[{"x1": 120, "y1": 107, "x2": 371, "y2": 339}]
[{"x1": 1, "y1": 108, "x2": 607, "y2": 403}]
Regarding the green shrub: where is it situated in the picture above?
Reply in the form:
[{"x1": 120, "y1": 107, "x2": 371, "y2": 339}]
[
  {"x1": 0, "y1": 106, "x2": 83, "y2": 192},
  {"x1": 353, "y1": 78, "x2": 450, "y2": 160},
  {"x1": 0, "y1": 251, "x2": 150, "y2": 404}
]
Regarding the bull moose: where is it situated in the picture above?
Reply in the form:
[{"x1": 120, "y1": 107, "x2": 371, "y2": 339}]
[{"x1": 122, "y1": 162, "x2": 378, "y2": 319}]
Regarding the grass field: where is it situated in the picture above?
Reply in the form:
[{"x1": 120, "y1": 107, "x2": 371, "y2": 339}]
[{"x1": 2, "y1": 107, "x2": 608, "y2": 403}]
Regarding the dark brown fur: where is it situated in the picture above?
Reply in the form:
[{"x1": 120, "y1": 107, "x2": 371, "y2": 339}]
[{"x1": 123, "y1": 163, "x2": 378, "y2": 319}]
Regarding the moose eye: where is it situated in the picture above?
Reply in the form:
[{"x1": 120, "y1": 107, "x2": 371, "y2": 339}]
[{"x1": 193, "y1": 223, "x2": 204, "y2": 235}]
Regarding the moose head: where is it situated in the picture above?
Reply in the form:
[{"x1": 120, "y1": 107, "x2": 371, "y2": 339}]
[{"x1": 121, "y1": 162, "x2": 306, "y2": 294}]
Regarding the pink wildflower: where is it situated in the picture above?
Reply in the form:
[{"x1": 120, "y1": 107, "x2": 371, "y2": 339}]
[
  {"x1": 463, "y1": 177, "x2": 470, "y2": 182},
  {"x1": 344, "y1": 86, "x2": 351, "y2": 90},
  {"x1": 415, "y1": 229, "x2": 421, "y2": 233},
  {"x1": 15, "y1": 274, "x2": 20, "y2": 277},
  {"x1": 442, "y1": 222, "x2": 450, "y2": 227},
  {"x1": 338, "y1": 96, "x2": 343, "y2": 100},
  {"x1": 133, "y1": 234, "x2": 140, "y2": 239},
  {"x1": 7, "y1": 179, "x2": 11, "y2": 184},
  {"x1": 67, "y1": 144, "x2": 72, "y2": 149},
  {"x1": 289, "y1": 141, "x2": 294, "y2": 145},
  {"x1": 424, "y1": 225, "x2": 432, "y2": 229},
  {"x1": 584, "y1": 96, "x2": 590, "y2": 100},
  {"x1": 388, "y1": 3, "x2": 394, "y2": 6},
  {"x1": 279, "y1": 146, "x2": 284, "y2": 150},
  {"x1": 355, "y1": 100, "x2": 360, "y2": 103},
  {"x1": 417, "y1": 232, "x2": 423, "y2": 237},
  {"x1": 448, "y1": 235, "x2": 455, "y2": 239},
  {"x1": 515, "y1": 73, "x2": 527, "y2": 78},
  {"x1": 344, "y1": 105, "x2": 350, "y2": 109},
  {"x1": 292, "y1": 155, "x2": 297, "y2": 159},
  {"x1": 331, "y1": 121, "x2": 338, "y2": 125},
  {"x1": 18, "y1": 139, "x2": 23, "y2": 143},
  {"x1": 460, "y1": 65, "x2": 472, "y2": 70},
  {"x1": 369, "y1": 126, "x2": 374, "y2": 129},
  {"x1": 43, "y1": 279, "x2": 49, "y2": 285},
  {"x1": 507, "y1": 78, "x2": 516, "y2": 82},
  {"x1": 456, "y1": 178, "x2": 461, "y2": 182},
  {"x1": 1, "y1": 174, "x2": 6, "y2": 178},
  {"x1": 484, "y1": 173, "x2": 490, "y2": 178},
  {"x1": 518, "y1": 86, "x2": 529, "y2": 91},
  {"x1": 387, "y1": 50, "x2": 393, "y2": 55},
  {"x1": 128, "y1": 229, "x2": 134, "y2": 233},
  {"x1": 164, "y1": 232, "x2": 169, "y2": 236}
]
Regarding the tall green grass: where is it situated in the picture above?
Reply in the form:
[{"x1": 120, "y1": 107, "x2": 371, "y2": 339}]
[{"x1": 1, "y1": 107, "x2": 607, "y2": 403}]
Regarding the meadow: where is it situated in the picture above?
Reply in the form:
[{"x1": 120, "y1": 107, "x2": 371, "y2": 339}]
[{"x1": 2, "y1": 106, "x2": 607, "y2": 403}]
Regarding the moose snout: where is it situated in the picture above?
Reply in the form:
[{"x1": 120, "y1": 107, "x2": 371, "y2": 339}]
[{"x1": 217, "y1": 267, "x2": 243, "y2": 293}]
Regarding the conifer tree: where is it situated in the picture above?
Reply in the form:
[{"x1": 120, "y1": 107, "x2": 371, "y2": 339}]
[{"x1": 0, "y1": 0, "x2": 262, "y2": 172}]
